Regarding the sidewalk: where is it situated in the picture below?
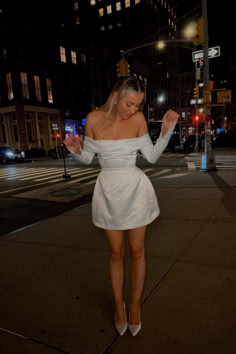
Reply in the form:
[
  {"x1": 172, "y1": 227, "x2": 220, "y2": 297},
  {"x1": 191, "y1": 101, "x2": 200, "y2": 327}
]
[{"x1": 0, "y1": 169, "x2": 236, "y2": 354}]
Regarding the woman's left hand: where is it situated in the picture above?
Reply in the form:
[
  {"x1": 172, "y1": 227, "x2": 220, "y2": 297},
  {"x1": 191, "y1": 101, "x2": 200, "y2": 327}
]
[{"x1": 161, "y1": 109, "x2": 179, "y2": 136}]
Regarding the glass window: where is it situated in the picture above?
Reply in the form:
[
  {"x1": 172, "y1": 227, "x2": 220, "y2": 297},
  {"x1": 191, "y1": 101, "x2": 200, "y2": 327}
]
[
  {"x1": 99, "y1": 8, "x2": 104, "y2": 16},
  {"x1": 34, "y1": 76, "x2": 42, "y2": 101},
  {"x1": 116, "y1": 2, "x2": 121, "y2": 11},
  {"x1": 75, "y1": 16, "x2": 80, "y2": 25},
  {"x1": 108, "y1": 24, "x2": 113, "y2": 30},
  {"x1": 135, "y1": 0, "x2": 140, "y2": 4},
  {"x1": 74, "y1": 2, "x2": 79, "y2": 10},
  {"x1": 60, "y1": 46, "x2": 66, "y2": 63},
  {"x1": 20, "y1": 72, "x2": 30, "y2": 99},
  {"x1": 6, "y1": 73, "x2": 14, "y2": 100},
  {"x1": 125, "y1": 0, "x2": 130, "y2": 8},
  {"x1": 46, "y1": 79, "x2": 53, "y2": 103},
  {"x1": 107, "y1": 5, "x2": 112, "y2": 14},
  {"x1": 100, "y1": 25, "x2": 105, "y2": 31},
  {"x1": 71, "y1": 50, "x2": 77, "y2": 64}
]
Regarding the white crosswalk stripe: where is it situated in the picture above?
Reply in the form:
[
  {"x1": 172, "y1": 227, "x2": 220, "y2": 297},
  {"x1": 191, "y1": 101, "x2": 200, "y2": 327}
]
[{"x1": 186, "y1": 155, "x2": 236, "y2": 170}]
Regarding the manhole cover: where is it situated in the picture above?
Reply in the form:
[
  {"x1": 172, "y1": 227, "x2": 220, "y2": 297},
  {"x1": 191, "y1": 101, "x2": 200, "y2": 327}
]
[{"x1": 51, "y1": 188, "x2": 80, "y2": 197}]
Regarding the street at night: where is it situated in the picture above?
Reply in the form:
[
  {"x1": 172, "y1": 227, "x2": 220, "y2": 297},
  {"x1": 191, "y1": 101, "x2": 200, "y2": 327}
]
[{"x1": 1, "y1": 0, "x2": 236, "y2": 353}]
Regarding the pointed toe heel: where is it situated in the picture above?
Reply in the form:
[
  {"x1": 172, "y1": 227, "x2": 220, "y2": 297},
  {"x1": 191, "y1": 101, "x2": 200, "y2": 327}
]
[
  {"x1": 115, "y1": 303, "x2": 128, "y2": 336},
  {"x1": 128, "y1": 309, "x2": 141, "y2": 336}
]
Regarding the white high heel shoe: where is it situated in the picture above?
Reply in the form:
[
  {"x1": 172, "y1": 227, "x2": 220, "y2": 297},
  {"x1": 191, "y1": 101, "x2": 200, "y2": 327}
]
[
  {"x1": 115, "y1": 303, "x2": 128, "y2": 336},
  {"x1": 128, "y1": 308, "x2": 141, "y2": 336}
]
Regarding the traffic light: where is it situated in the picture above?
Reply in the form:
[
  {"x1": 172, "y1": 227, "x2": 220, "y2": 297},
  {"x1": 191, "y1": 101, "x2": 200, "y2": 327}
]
[
  {"x1": 116, "y1": 59, "x2": 130, "y2": 77},
  {"x1": 192, "y1": 16, "x2": 205, "y2": 46},
  {"x1": 116, "y1": 61, "x2": 122, "y2": 78},
  {"x1": 193, "y1": 114, "x2": 200, "y2": 124},
  {"x1": 203, "y1": 88, "x2": 212, "y2": 105},
  {"x1": 193, "y1": 86, "x2": 199, "y2": 98}
]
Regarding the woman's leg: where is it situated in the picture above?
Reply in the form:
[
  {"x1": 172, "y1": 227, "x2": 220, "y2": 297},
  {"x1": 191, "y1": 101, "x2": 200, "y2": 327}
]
[
  {"x1": 104, "y1": 229, "x2": 126, "y2": 324},
  {"x1": 127, "y1": 225, "x2": 147, "y2": 324}
]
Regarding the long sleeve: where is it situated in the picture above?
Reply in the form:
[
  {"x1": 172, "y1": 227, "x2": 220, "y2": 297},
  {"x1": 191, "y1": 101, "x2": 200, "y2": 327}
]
[
  {"x1": 139, "y1": 125, "x2": 175, "y2": 164},
  {"x1": 68, "y1": 137, "x2": 96, "y2": 165}
]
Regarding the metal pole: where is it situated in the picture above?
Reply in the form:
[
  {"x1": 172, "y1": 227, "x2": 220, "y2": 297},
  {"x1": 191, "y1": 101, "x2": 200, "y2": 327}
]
[
  {"x1": 194, "y1": 61, "x2": 199, "y2": 152},
  {"x1": 62, "y1": 144, "x2": 71, "y2": 180},
  {"x1": 201, "y1": 0, "x2": 216, "y2": 171}
]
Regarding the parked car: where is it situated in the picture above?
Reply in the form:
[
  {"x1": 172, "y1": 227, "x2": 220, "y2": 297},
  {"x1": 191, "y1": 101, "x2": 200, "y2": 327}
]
[
  {"x1": 183, "y1": 135, "x2": 203, "y2": 152},
  {"x1": 0, "y1": 147, "x2": 25, "y2": 164}
]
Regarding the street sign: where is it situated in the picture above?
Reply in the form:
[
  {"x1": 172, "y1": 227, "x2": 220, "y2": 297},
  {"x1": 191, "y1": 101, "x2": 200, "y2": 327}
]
[
  {"x1": 192, "y1": 46, "x2": 220, "y2": 62},
  {"x1": 190, "y1": 98, "x2": 203, "y2": 105},
  {"x1": 52, "y1": 123, "x2": 59, "y2": 131}
]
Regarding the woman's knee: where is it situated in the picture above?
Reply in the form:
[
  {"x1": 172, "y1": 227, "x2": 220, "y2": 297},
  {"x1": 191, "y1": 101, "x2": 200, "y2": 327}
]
[
  {"x1": 129, "y1": 246, "x2": 145, "y2": 261},
  {"x1": 109, "y1": 247, "x2": 124, "y2": 262}
]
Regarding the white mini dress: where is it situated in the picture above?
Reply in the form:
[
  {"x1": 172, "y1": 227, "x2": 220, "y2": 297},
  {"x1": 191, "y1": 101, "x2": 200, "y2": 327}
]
[{"x1": 71, "y1": 126, "x2": 174, "y2": 230}]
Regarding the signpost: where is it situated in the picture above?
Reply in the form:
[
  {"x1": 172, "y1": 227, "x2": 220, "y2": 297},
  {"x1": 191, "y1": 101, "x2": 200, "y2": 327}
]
[{"x1": 192, "y1": 46, "x2": 220, "y2": 62}]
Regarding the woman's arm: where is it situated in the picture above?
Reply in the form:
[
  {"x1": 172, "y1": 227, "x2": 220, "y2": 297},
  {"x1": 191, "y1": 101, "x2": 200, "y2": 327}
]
[
  {"x1": 138, "y1": 110, "x2": 179, "y2": 164},
  {"x1": 63, "y1": 112, "x2": 96, "y2": 165}
]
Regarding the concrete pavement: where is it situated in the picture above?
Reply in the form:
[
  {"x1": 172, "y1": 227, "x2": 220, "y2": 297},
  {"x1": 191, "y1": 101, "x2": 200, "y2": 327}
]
[{"x1": 0, "y1": 169, "x2": 236, "y2": 354}]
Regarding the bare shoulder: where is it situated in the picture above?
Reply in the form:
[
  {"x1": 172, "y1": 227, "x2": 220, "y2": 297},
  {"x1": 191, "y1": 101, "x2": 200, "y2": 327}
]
[
  {"x1": 85, "y1": 110, "x2": 105, "y2": 138},
  {"x1": 135, "y1": 112, "x2": 148, "y2": 137}
]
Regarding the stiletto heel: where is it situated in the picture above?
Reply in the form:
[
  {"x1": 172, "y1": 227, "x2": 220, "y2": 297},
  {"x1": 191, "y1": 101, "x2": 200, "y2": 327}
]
[
  {"x1": 128, "y1": 308, "x2": 141, "y2": 336},
  {"x1": 115, "y1": 303, "x2": 127, "y2": 336}
]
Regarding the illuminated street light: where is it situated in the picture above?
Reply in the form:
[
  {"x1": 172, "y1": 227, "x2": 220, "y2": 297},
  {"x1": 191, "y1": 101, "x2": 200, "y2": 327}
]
[
  {"x1": 156, "y1": 41, "x2": 165, "y2": 50},
  {"x1": 183, "y1": 22, "x2": 197, "y2": 40},
  {"x1": 157, "y1": 94, "x2": 165, "y2": 104}
]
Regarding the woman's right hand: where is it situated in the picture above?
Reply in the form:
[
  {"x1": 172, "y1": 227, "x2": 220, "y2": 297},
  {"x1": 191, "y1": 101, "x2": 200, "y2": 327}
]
[{"x1": 63, "y1": 133, "x2": 83, "y2": 155}]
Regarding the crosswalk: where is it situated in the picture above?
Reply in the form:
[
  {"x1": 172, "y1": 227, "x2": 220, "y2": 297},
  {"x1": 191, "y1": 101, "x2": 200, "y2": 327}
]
[
  {"x1": 186, "y1": 155, "x2": 236, "y2": 170},
  {"x1": 0, "y1": 166, "x2": 182, "y2": 186}
]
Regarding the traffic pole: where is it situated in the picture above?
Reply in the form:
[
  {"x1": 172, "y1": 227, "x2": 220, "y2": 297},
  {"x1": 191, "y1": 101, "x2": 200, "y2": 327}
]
[{"x1": 201, "y1": 0, "x2": 216, "y2": 171}]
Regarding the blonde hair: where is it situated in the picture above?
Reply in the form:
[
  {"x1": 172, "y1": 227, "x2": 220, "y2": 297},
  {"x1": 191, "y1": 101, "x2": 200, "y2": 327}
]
[{"x1": 97, "y1": 76, "x2": 146, "y2": 119}]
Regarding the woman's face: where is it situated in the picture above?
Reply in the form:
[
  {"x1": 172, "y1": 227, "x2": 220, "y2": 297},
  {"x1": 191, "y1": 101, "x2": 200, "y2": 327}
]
[{"x1": 116, "y1": 90, "x2": 144, "y2": 120}]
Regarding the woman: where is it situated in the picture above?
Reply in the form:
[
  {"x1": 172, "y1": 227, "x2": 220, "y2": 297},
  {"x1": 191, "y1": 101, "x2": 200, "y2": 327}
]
[{"x1": 63, "y1": 76, "x2": 179, "y2": 336}]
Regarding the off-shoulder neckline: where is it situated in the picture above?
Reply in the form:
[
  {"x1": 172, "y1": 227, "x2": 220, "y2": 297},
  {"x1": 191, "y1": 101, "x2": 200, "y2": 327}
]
[{"x1": 85, "y1": 133, "x2": 149, "y2": 142}]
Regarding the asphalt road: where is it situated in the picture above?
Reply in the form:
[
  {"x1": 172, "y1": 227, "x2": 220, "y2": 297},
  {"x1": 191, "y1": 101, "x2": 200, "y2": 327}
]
[{"x1": 1, "y1": 147, "x2": 235, "y2": 238}]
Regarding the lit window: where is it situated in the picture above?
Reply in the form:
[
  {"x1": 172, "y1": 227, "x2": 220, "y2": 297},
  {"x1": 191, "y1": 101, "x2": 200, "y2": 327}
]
[
  {"x1": 139, "y1": 75, "x2": 142, "y2": 80},
  {"x1": 125, "y1": 0, "x2": 130, "y2": 8},
  {"x1": 135, "y1": 0, "x2": 140, "y2": 4},
  {"x1": 34, "y1": 76, "x2": 42, "y2": 101},
  {"x1": 167, "y1": 72, "x2": 169, "y2": 78},
  {"x1": 100, "y1": 25, "x2": 105, "y2": 31},
  {"x1": 20, "y1": 72, "x2": 30, "y2": 99},
  {"x1": 71, "y1": 50, "x2": 77, "y2": 64},
  {"x1": 99, "y1": 8, "x2": 104, "y2": 16},
  {"x1": 117, "y1": 21, "x2": 122, "y2": 27},
  {"x1": 90, "y1": 0, "x2": 96, "y2": 5},
  {"x1": 75, "y1": 16, "x2": 80, "y2": 25},
  {"x1": 168, "y1": 18, "x2": 170, "y2": 25},
  {"x1": 6, "y1": 73, "x2": 14, "y2": 100},
  {"x1": 168, "y1": 4, "x2": 170, "y2": 12},
  {"x1": 164, "y1": 1, "x2": 166, "y2": 8},
  {"x1": 60, "y1": 46, "x2": 66, "y2": 63},
  {"x1": 108, "y1": 24, "x2": 113, "y2": 30},
  {"x1": 74, "y1": 2, "x2": 79, "y2": 10},
  {"x1": 46, "y1": 79, "x2": 53, "y2": 103},
  {"x1": 107, "y1": 5, "x2": 112, "y2": 14},
  {"x1": 116, "y1": 2, "x2": 121, "y2": 11}
]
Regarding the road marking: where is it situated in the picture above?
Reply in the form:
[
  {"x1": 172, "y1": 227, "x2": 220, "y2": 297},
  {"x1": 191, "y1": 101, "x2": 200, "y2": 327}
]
[
  {"x1": 160, "y1": 172, "x2": 188, "y2": 178},
  {"x1": 148, "y1": 169, "x2": 171, "y2": 177},
  {"x1": 68, "y1": 172, "x2": 101, "y2": 184},
  {"x1": 39, "y1": 168, "x2": 101, "y2": 182},
  {"x1": 187, "y1": 162, "x2": 196, "y2": 170}
]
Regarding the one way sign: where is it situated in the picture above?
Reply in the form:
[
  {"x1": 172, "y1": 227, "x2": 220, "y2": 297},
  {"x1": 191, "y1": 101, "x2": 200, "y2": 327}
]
[{"x1": 192, "y1": 46, "x2": 220, "y2": 62}]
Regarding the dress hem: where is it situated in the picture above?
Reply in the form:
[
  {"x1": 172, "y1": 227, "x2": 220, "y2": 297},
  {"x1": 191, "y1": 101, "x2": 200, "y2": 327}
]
[{"x1": 92, "y1": 210, "x2": 159, "y2": 231}]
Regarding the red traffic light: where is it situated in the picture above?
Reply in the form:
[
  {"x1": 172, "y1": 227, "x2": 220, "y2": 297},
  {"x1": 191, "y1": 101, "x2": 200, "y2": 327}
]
[{"x1": 193, "y1": 114, "x2": 202, "y2": 124}]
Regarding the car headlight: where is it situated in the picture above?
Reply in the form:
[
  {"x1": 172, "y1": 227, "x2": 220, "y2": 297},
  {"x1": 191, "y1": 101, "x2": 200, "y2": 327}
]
[{"x1": 6, "y1": 152, "x2": 14, "y2": 157}]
